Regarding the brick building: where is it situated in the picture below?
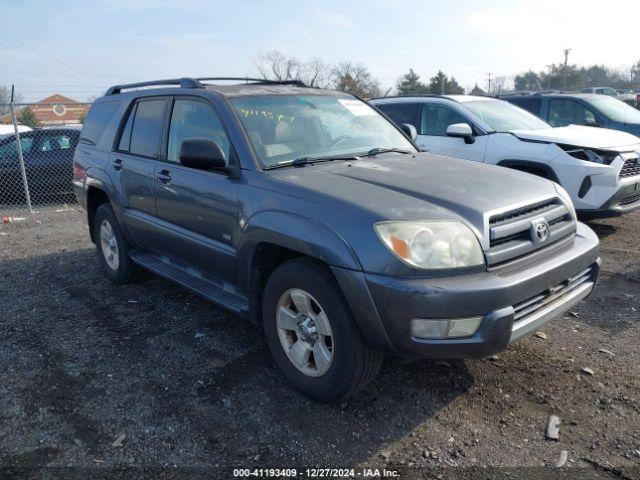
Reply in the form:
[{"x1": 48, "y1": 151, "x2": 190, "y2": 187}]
[{"x1": 0, "y1": 94, "x2": 90, "y2": 125}]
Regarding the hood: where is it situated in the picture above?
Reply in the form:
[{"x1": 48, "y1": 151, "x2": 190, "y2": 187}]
[
  {"x1": 268, "y1": 153, "x2": 558, "y2": 232},
  {"x1": 510, "y1": 125, "x2": 640, "y2": 150}
]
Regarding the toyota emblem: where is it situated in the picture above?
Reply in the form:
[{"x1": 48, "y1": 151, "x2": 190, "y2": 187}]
[{"x1": 534, "y1": 221, "x2": 549, "y2": 242}]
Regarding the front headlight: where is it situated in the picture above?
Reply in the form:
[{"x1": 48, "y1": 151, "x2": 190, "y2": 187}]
[
  {"x1": 375, "y1": 221, "x2": 485, "y2": 269},
  {"x1": 559, "y1": 145, "x2": 618, "y2": 165}
]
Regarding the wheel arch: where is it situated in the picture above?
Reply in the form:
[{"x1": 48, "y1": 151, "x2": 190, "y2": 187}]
[
  {"x1": 497, "y1": 159, "x2": 560, "y2": 184},
  {"x1": 238, "y1": 211, "x2": 362, "y2": 324}
]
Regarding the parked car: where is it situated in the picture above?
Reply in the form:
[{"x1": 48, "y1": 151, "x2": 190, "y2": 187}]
[
  {"x1": 614, "y1": 89, "x2": 639, "y2": 107},
  {"x1": 581, "y1": 87, "x2": 619, "y2": 97},
  {"x1": 371, "y1": 95, "x2": 640, "y2": 217},
  {"x1": 503, "y1": 93, "x2": 640, "y2": 136},
  {"x1": 0, "y1": 127, "x2": 80, "y2": 201},
  {"x1": 74, "y1": 78, "x2": 600, "y2": 402}
]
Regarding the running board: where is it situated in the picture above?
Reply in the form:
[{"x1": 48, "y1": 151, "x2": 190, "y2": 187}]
[{"x1": 129, "y1": 251, "x2": 249, "y2": 316}]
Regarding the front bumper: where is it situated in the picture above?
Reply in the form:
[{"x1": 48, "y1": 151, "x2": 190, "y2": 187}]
[
  {"x1": 332, "y1": 222, "x2": 600, "y2": 359},
  {"x1": 578, "y1": 177, "x2": 640, "y2": 219}
]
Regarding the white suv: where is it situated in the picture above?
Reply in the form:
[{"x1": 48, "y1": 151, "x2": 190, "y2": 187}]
[{"x1": 371, "y1": 95, "x2": 640, "y2": 217}]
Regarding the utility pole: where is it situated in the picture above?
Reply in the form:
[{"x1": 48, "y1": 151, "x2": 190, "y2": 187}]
[
  {"x1": 546, "y1": 65, "x2": 552, "y2": 89},
  {"x1": 562, "y1": 48, "x2": 571, "y2": 90},
  {"x1": 440, "y1": 74, "x2": 445, "y2": 95},
  {"x1": 486, "y1": 73, "x2": 492, "y2": 94}
]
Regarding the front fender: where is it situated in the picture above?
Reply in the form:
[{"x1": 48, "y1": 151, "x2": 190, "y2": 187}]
[{"x1": 237, "y1": 210, "x2": 362, "y2": 287}]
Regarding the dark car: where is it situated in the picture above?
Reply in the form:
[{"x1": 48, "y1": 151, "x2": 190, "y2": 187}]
[
  {"x1": 504, "y1": 93, "x2": 640, "y2": 136},
  {"x1": 73, "y1": 78, "x2": 600, "y2": 402},
  {"x1": 0, "y1": 127, "x2": 80, "y2": 201}
]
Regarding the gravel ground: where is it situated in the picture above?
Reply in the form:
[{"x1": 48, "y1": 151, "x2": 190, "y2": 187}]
[{"x1": 0, "y1": 205, "x2": 638, "y2": 479}]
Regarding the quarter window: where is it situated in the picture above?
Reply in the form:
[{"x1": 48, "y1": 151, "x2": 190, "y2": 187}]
[
  {"x1": 419, "y1": 104, "x2": 469, "y2": 136},
  {"x1": 548, "y1": 99, "x2": 596, "y2": 127},
  {"x1": 167, "y1": 99, "x2": 231, "y2": 164}
]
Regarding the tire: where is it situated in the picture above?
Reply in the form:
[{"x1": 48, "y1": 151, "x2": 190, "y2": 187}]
[
  {"x1": 93, "y1": 203, "x2": 136, "y2": 284},
  {"x1": 262, "y1": 258, "x2": 383, "y2": 403}
]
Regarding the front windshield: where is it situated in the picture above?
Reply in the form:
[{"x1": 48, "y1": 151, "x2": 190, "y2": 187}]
[
  {"x1": 585, "y1": 95, "x2": 640, "y2": 123},
  {"x1": 230, "y1": 94, "x2": 416, "y2": 167},
  {"x1": 463, "y1": 99, "x2": 550, "y2": 132}
]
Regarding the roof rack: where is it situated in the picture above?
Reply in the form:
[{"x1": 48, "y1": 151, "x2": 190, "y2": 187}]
[
  {"x1": 105, "y1": 77, "x2": 306, "y2": 95},
  {"x1": 105, "y1": 78, "x2": 203, "y2": 95},
  {"x1": 197, "y1": 77, "x2": 306, "y2": 87}
]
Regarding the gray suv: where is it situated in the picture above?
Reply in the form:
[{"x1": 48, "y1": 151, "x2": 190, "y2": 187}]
[{"x1": 73, "y1": 78, "x2": 600, "y2": 402}]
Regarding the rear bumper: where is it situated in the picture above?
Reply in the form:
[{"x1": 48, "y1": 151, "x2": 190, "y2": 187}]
[{"x1": 332, "y1": 222, "x2": 600, "y2": 359}]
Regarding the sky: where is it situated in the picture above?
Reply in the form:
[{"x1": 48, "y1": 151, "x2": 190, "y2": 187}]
[{"x1": 1, "y1": 0, "x2": 639, "y2": 102}]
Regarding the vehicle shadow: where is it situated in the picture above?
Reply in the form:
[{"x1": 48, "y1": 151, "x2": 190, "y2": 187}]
[
  {"x1": 0, "y1": 249, "x2": 472, "y2": 469},
  {"x1": 584, "y1": 220, "x2": 618, "y2": 240}
]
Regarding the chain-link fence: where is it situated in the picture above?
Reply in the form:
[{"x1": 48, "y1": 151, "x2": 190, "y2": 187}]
[{"x1": 0, "y1": 101, "x2": 90, "y2": 215}]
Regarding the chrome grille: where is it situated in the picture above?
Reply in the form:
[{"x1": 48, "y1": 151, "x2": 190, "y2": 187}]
[
  {"x1": 513, "y1": 267, "x2": 593, "y2": 323},
  {"x1": 487, "y1": 198, "x2": 575, "y2": 266},
  {"x1": 619, "y1": 157, "x2": 640, "y2": 179}
]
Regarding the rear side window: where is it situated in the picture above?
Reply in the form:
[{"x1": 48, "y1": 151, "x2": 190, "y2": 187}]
[
  {"x1": 80, "y1": 101, "x2": 119, "y2": 145},
  {"x1": 509, "y1": 98, "x2": 542, "y2": 115},
  {"x1": 119, "y1": 98, "x2": 166, "y2": 158},
  {"x1": 376, "y1": 103, "x2": 418, "y2": 129}
]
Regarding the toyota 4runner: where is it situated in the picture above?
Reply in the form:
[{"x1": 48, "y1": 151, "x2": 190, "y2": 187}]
[{"x1": 73, "y1": 78, "x2": 600, "y2": 402}]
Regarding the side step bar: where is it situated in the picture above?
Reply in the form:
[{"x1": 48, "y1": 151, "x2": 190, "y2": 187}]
[{"x1": 129, "y1": 251, "x2": 249, "y2": 316}]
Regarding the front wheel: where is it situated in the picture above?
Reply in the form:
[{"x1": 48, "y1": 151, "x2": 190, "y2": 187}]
[{"x1": 262, "y1": 258, "x2": 383, "y2": 402}]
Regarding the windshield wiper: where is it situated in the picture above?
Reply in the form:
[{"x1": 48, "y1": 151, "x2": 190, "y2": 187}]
[
  {"x1": 361, "y1": 147, "x2": 413, "y2": 157},
  {"x1": 264, "y1": 154, "x2": 361, "y2": 170}
]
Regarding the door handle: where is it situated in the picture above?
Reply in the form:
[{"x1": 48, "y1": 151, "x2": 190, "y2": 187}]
[
  {"x1": 156, "y1": 169, "x2": 172, "y2": 184},
  {"x1": 112, "y1": 158, "x2": 123, "y2": 171}
]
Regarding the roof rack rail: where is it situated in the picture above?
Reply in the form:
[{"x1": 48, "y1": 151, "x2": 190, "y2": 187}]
[
  {"x1": 105, "y1": 77, "x2": 203, "y2": 95},
  {"x1": 196, "y1": 77, "x2": 307, "y2": 87}
]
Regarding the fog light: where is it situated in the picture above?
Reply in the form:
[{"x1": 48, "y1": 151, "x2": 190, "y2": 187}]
[{"x1": 411, "y1": 317, "x2": 483, "y2": 339}]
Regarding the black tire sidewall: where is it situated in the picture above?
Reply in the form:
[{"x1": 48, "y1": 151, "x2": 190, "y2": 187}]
[
  {"x1": 93, "y1": 204, "x2": 132, "y2": 284},
  {"x1": 262, "y1": 259, "x2": 370, "y2": 402}
]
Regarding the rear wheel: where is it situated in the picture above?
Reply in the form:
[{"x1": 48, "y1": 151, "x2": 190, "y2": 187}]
[
  {"x1": 262, "y1": 258, "x2": 383, "y2": 402},
  {"x1": 93, "y1": 204, "x2": 136, "y2": 284}
]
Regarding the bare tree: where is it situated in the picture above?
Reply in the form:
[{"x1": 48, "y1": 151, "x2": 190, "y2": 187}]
[
  {"x1": 491, "y1": 75, "x2": 508, "y2": 94},
  {"x1": 303, "y1": 57, "x2": 334, "y2": 89},
  {"x1": 333, "y1": 62, "x2": 381, "y2": 98},
  {"x1": 0, "y1": 86, "x2": 23, "y2": 116},
  {"x1": 255, "y1": 51, "x2": 303, "y2": 82}
]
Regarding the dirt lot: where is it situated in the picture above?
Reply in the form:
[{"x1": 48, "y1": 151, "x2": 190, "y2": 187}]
[{"x1": 0, "y1": 206, "x2": 639, "y2": 479}]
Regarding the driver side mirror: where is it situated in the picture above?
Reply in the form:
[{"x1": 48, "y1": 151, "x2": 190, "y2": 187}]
[
  {"x1": 400, "y1": 123, "x2": 418, "y2": 142},
  {"x1": 180, "y1": 137, "x2": 230, "y2": 173},
  {"x1": 446, "y1": 123, "x2": 475, "y2": 144},
  {"x1": 584, "y1": 118, "x2": 601, "y2": 128}
]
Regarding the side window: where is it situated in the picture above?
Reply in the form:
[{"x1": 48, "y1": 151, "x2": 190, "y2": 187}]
[
  {"x1": 128, "y1": 99, "x2": 166, "y2": 158},
  {"x1": 167, "y1": 99, "x2": 231, "y2": 164},
  {"x1": 548, "y1": 99, "x2": 595, "y2": 127},
  {"x1": 40, "y1": 134, "x2": 72, "y2": 152},
  {"x1": 419, "y1": 104, "x2": 469, "y2": 136},
  {"x1": 0, "y1": 136, "x2": 34, "y2": 157},
  {"x1": 376, "y1": 103, "x2": 418, "y2": 129}
]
